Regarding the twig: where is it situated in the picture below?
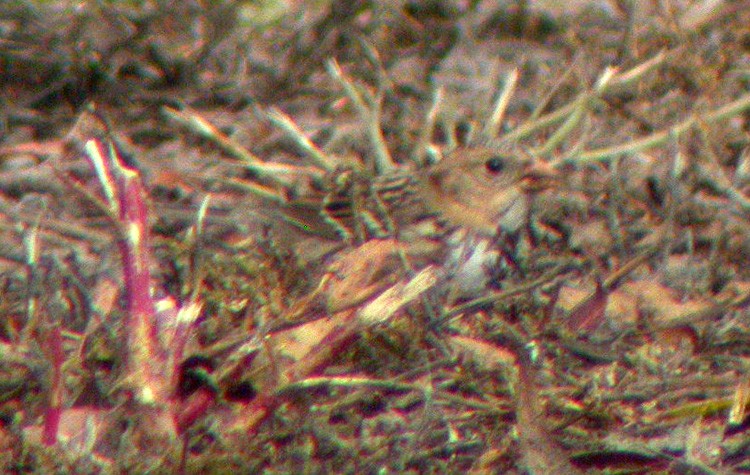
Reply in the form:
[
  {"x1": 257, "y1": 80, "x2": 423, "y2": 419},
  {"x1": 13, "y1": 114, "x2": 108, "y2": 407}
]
[
  {"x1": 265, "y1": 107, "x2": 336, "y2": 172},
  {"x1": 276, "y1": 376, "x2": 417, "y2": 396},
  {"x1": 413, "y1": 86, "x2": 443, "y2": 167},
  {"x1": 441, "y1": 266, "x2": 571, "y2": 321},
  {"x1": 20, "y1": 204, "x2": 44, "y2": 344},
  {"x1": 504, "y1": 50, "x2": 667, "y2": 143},
  {"x1": 567, "y1": 91, "x2": 750, "y2": 164},
  {"x1": 484, "y1": 68, "x2": 519, "y2": 138},
  {"x1": 326, "y1": 59, "x2": 395, "y2": 173},
  {"x1": 528, "y1": 54, "x2": 581, "y2": 121},
  {"x1": 536, "y1": 67, "x2": 616, "y2": 156},
  {"x1": 163, "y1": 106, "x2": 322, "y2": 187}
]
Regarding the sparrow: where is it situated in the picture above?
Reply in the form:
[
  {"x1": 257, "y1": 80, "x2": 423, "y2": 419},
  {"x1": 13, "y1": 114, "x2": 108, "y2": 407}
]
[{"x1": 264, "y1": 144, "x2": 559, "y2": 280}]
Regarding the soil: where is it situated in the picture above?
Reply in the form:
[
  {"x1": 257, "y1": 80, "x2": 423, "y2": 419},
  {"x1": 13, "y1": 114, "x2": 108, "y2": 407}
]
[{"x1": 3, "y1": 1, "x2": 750, "y2": 473}]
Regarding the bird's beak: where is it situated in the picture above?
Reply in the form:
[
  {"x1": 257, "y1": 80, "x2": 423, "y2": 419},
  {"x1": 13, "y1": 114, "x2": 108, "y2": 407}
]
[{"x1": 520, "y1": 160, "x2": 559, "y2": 192}]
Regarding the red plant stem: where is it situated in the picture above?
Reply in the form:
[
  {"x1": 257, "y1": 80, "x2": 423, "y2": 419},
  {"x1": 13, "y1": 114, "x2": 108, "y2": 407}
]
[
  {"x1": 81, "y1": 137, "x2": 165, "y2": 397},
  {"x1": 117, "y1": 170, "x2": 170, "y2": 405},
  {"x1": 42, "y1": 327, "x2": 64, "y2": 446},
  {"x1": 78, "y1": 132, "x2": 182, "y2": 441},
  {"x1": 174, "y1": 388, "x2": 216, "y2": 435}
]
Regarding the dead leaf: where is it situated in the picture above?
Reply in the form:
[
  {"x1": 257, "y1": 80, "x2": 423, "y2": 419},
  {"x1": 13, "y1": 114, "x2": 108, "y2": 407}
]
[
  {"x1": 447, "y1": 334, "x2": 516, "y2": 371},
  {"x1": 324, "y1": 239, "x2": 404, "y2": 312},
  {"x1": 357, "y1": 265, "x2": 441, "y2": 325},
  {"x1": 565, "y1": 281, "x2": 608, "y2": 333}
]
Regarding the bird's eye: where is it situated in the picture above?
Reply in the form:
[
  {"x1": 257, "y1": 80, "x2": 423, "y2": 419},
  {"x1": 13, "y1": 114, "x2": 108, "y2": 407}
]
[{"x1": 484, "y1": 156, "x2": 506, "y2": 174}]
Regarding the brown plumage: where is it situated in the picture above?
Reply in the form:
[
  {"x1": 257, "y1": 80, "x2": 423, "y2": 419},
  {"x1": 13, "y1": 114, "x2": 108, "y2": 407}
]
[
  {"x1": 273, "y1": 145, "x2": 558, "y2": 253},
  {"x1": 417, "y1": 146, "x2": 558, "y2": 236}
]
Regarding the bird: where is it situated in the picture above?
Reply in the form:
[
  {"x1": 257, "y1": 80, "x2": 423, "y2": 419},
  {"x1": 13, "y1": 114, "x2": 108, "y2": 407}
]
[{"x1": 247, "y1": 143, "x2": 560, "y2": 285}]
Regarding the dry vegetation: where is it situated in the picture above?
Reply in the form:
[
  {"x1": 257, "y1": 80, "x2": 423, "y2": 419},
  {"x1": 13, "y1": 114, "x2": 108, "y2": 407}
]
[{"x1": 3, "y1": 0, "x2": 750, "y2": 473}]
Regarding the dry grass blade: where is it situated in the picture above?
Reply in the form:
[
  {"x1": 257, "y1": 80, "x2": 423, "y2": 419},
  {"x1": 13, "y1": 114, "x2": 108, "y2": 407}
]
[
  {"x1": 484, "y1": 68, "x2": 519, "y2": 139},
  {"x1": 326, "y1": 58, "x2": 395, "y2": 173},
  {"x1": 265, "y1": 107, "x2": 336, "y2": 172},
  {"x1": 504, "y1": 50, "x2": 667, "y2": 143},
  {"x1": 9, "y1": 2, "x2": 750, "y2": 473},
  {"x1": 163, "y1": 106, "x2": 325, "y2": 187},
  {"x1": 571, "y1": 92, "x2": 750, "y2": 164}
]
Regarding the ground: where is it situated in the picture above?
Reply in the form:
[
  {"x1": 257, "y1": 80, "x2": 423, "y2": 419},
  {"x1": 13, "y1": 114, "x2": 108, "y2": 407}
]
[{"x1": 2, "y1": 1, "x2": 750, "y2": 474}]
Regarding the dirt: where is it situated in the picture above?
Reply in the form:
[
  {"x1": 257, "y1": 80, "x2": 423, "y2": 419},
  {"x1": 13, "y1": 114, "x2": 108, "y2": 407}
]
[{"x1": 2, "y1": 1, "x2": 750, "y2": 473}]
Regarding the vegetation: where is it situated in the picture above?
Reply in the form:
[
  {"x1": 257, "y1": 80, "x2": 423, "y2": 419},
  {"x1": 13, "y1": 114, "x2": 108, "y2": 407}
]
[{"x1": 2, "y1": 1, "x2": 750, "y2": 473}]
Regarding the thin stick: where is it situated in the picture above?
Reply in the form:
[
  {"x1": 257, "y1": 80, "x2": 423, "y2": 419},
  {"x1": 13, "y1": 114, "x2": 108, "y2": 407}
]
[
  {"x1": 413, "y1": 86, "x2": 444, "y2": 167},
  {"x1": 567, "y1": 91, "x2": 750, "y2": 164},
  {"x1": 504, "y1": 50, "x2": 667, "y2": 143},
  {"x1": 163, "y1": 106, "x2": 321, "y2": 187},
  {"x1": 529, "y1": 54, "x2": 581, "y2": 121},
  {"x1": 326, "y1": 59, "x2": 395, "y2": 173},
  {"x1": 536, "y1": 67, "x2": 616, "y2": 156},
  {"x1": 485, "y1": 68, "x2": 519, "y2": 138},
  {"x1": 265, "y1": 107, "x2": 336, "y2": 172}
]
